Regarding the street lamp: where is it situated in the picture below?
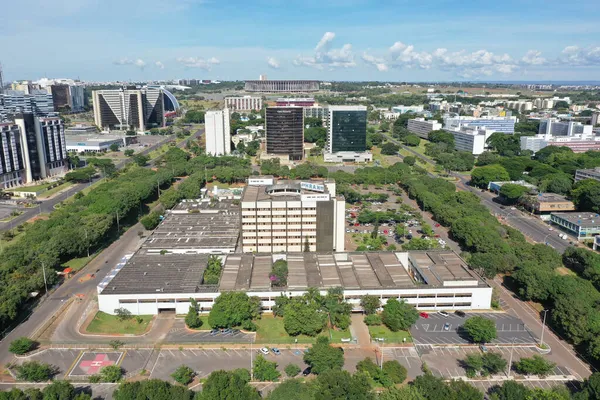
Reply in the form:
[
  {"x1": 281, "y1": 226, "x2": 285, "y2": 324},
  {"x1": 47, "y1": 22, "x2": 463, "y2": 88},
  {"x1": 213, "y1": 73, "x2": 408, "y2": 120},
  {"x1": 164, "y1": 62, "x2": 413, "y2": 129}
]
[
  {"x1": 250, "y1": 336, "x2": 254, "y2": 381},
  {"x1": 507, "y1": 337, "x2": 516, "y2": 377},
  {"x1": 379, "y1": 338, "x2": 385, "y2": 370},
  {"x1": 540, "y1": 309, "x2": 549, "y2": 348}
]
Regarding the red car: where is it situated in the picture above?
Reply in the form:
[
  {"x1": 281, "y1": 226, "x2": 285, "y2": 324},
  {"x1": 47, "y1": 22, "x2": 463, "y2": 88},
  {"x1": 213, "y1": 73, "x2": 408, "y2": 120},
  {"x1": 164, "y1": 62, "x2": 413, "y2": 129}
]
[
  {"x1": 419, "y1": 312, "x2": 429, "y2": 318},
  {"x1": 434, "y1": 223, "x2": 440, "y2": 227}
]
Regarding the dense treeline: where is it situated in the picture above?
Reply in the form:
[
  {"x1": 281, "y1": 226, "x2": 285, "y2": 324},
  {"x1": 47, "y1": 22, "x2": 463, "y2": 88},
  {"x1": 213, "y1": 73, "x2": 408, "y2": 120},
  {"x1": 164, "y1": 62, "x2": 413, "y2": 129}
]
[
  {"x1": 402, "y1": 174, "x2": 600, "y2": 363},
  {"x1": 0, "y1": 148, "x2": 253, "y2": 327}
]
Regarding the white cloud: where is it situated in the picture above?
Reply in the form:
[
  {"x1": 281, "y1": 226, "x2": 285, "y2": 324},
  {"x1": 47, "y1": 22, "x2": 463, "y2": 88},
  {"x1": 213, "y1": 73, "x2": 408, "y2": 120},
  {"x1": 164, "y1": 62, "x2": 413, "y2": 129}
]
[
  {"x1": 113, "y1": 58, "x2": 146, "y2": 69},
  {"x1": 155, "y1": 61, "x2": 165, "y2": 69},
  {"x1": 267, "y1": 57, "x2": 280, "y2": 69},
  {"x1": 294, "y1": 32, "x2": 355, "y2": 70},
  {"x1": 361, "y1": 53, "x2": 388, "y2": 71},
  {"x1": 560, "y1": 45, "x2": 600, "y2": 65},
  {"x1": 521, "y1": 50, "x2": 546, "y2": 65},
  {"x1": 176, "y1": 56, "x2": 220, "y2": 70}
]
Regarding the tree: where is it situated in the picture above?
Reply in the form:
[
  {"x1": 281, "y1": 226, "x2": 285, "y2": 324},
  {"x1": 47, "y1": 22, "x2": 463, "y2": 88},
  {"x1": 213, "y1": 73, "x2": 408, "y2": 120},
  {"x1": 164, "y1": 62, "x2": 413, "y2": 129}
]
[
  {"x1": 284, "y1": 363, "x2": 301, "y2": 377},
  {"x1": 303, "y1": 336, "x2": 344, "y2": 374},
  {"x1": 383, "y1": 360, "x2": 407, "y2": 384},
  {"x1": 270, "y1": 259, "x2": 288, "y2": 287},
  {"x1": 379, "y1": 386, "x2": 426, "y2": 400},
  {"x1": 113, "y1": 379, "x2": 193, "y2": 400},
  {"x1": 253, "y1": 355, "x2": 280, "y2": 381},
  {"x1": 110, "y1": 143, "x2": 120, "y2": 152},
  {"x1": 283, "y1": 297, "x2": 327, "y2": 336},
  {"x1": 171, "y1": 365, "x2": 195, "y2": 385},
  {"x1": 203, "y1": 256, "x2": 223, "y2": 285},
  {"x1": 470, "y1": 164, "x2": 511, "y2": 188},
  {"x1": 447, "y1": 379, "x2": 484, "y2": 400},
  {"x1": 381, "y1": 142, "x2": 400, "y2": 155},
  {"x1": 124, "y1": 149, "x2": 135, "y2": 157},
  {"x1": 490, "y1": 380, "x2": 531, "y2": 400},
  {"x1": 15, "y1": 361, "x2": 54, "y2": 382},
  {"x1": 360, "y1": 295, "x2": 381, "y2": 315},
  {"x1": 133, "y1": 154, "x2": 150, "y2": 167},
  {"x1": 140, "y1": 211, "x2": 161, "y2": 230},
  {"x1": 462, "y1": 352, "x2": 507, "y2": 377},
  {"x1": 9, "y1": 337, "x2": 36, "y2": 355},
  {"x1": 199, "y1": 370, "x2": 260, "y2": 400},
  {"x1": 114, "y1": 307, "x2": 132, "y2": 321},
  {"x1": 403, "y1": 156, "x2": 416, "y2": 166},
  {"x1": 185, "y1": 299, "x2": 202, "y2": 329},
  {"x1": 100, "y1": 365, "x2": 123, "y2": 382},
  {"x1": 267, "y1": 379, "x2": 313, "y2": 400},
  {"x1": 571, "y1": 179, "x2": 600, "y2": 212},
  {"x1": 428, "y1": 130, "x2": 455, "y2": 146},
  {"x1": 413, "y1": 373, "x2": 452, "y2": 399},
  {"x1": 404, "y1": 135, "x2": 420, "y2": 147},
  {"x1": 312, "y1": 370, "x2": 374, "y2": 400},
  {"x1": 381, "y1": 298, "x2": 419, "y2": 332},
  {"x1": 462, "y1": 316, "x2": 497, "y2": 343},
  {"x1": 514, "y1": 355, "x2": 555, "y2": 377},
  {"x1": 41, "y1": 380, "x2": 75, "y2": 400},
  {"x1": 499, "y1": 184, "x2": 529, "y2": 204},
  {"x1": 208, "y1": 292, "x2": 256, "y2": 328}
]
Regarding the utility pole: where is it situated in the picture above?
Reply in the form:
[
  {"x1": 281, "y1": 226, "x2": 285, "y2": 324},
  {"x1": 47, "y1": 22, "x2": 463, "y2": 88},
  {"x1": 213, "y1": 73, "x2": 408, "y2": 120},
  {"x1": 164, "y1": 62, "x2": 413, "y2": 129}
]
[
  {"x1": 507, "y1": 337, "x2": 516, "y2": 377},
  {"x1": 250, "y1": 337, "x2": 254, "y2": 381},
  {"x1": 85, "y1": 228, "x2": 90, "y2": 257},
  {"x1": 41, "y1": 261, "x2": 48, "y2": 295},
  {"x1": 116, "y1": 210, "x2": 120, "y2": 232},
  {"x1": 540, "y1": 309, "x2": 549, "y2": 347}
]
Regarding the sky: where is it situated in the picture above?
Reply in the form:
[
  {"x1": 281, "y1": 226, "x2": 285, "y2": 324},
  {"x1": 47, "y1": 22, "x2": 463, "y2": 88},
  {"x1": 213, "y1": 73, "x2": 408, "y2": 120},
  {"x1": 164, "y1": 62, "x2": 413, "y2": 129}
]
[{"x1": 2, "y1": 0, "x2": 600, "y2": 83}]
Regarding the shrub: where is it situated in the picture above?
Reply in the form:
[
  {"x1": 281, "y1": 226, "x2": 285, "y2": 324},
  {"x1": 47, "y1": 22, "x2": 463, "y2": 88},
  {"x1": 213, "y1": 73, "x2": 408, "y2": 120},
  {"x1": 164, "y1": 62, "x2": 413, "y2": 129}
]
[
  {"x1": 15, "y1": 361, "x2": 54, "y2": 382},
  {"x1": 100, "y1": 365, "x2": 123, "y2": 382},
  {"x1": 171, "y1": 365, "x2": 195, "y2": 385},
  {"x1": 9, "y1": 337, "x2": 36, "y2": 355},
  {"x1": 514, "y1": 355, "x2": 556, "y2": 377},
  {"x1": 383, "y1": 360, "x2": 407, "y2": 384},
  {"x1": 285, "y1": 363, "x2": 301, "y2": 377},
  {"x1": 242, "y1": 320, "x2": 257, "y2": 332},
  {"x1": 364, "y1": 314, "x2": 382, "y2": 326}
]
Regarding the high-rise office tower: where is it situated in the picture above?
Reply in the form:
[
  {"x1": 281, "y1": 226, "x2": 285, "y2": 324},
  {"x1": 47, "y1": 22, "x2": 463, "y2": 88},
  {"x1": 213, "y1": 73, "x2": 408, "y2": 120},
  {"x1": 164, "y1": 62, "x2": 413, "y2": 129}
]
[
  {"x1": 326, "y1": 105, "x2": 367, "y2": 153},
  {"x1": 92, "y1": 88, "x2": 164, "y2": 132},
  {"x1": 266, "y1": 107, "x2": 304, "y2": 160},
  {"x1": 13, "y1": 114, "x2": 67, "y2": 182},
  {"x1": 0, "y1": 122, "x2": 25, "y2": 188},
  {"x1": 49, "y1": 84, "x2": 84, "y2": 112},
  {"x1": 0, "y1": 90, "x2": 55, "y2": 121},
  {"x1": 205, "y1": 109, "x2": 231, "y2": 155}
]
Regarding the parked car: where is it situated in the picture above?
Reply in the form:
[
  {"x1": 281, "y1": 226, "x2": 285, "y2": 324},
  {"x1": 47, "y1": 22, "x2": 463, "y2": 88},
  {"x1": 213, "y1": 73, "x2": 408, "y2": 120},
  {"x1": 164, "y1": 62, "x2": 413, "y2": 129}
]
[
  {"x1": 271, "y1": 348, "x2": 281, "y2": 355},
  {"x1": 419, "y1": 312, "x2": 429, "y2": 318},
  {"x1": 302, "y1": 367, "x2": 312, "y2": 376},
  {"x1": 209, "y1": 329, "x2": 219, "y2": 336},
  {"x1": 455, "y1": 310, "x2": 466, "y2": 317},
  {"x1": 259, "y1": 347, "x2": 270, "y2": 355},
  {"x1": 438, "y1": 311, "x2": 450, "y2": 317},
  {"x1": 443, "y1": 322, "x2": 451, "y2": 331},
  {"x1": 434, "y1": 223, "x2": 440, "y2": 227},
  {"x1": 480, "y1": 345, "x2": 488, "y2": 353}
]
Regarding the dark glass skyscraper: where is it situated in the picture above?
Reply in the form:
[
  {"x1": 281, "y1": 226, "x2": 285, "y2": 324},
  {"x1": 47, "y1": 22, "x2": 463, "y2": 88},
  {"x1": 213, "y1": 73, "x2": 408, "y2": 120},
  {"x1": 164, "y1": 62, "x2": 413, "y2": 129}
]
[
  {"x1": 327, "y1": 106, "x2": 367, "y2": 153},
  {"x1": 266, "y1": 107, "x2": 304, "y2": 160}
]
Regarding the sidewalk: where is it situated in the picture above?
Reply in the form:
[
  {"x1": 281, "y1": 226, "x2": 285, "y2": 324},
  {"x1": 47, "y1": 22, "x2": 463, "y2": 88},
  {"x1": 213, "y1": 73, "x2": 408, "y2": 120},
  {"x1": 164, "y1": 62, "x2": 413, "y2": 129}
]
[{"x1": 350, "y1": 314, "x2": 372, "y2": 348}]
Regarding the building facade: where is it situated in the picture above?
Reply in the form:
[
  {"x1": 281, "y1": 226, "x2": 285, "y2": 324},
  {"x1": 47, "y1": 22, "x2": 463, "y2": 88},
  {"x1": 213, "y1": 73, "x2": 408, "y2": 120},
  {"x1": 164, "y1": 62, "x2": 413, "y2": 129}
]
[
  {"x1": 550, "y1": 212, "x2": 600, "y2": 241},
  {"x1": 444, "y1": 126, "x2": 493, "y2": 155},
  {"x1": 13, "y1": 114, "x2": 68, "y2": 182},
  {"x1": 241, "y1": 178, "x2": 345, "y2": 253},
  {"x1": 0, "y1": 90, "x2": 55, "y2": 121},
  {"x1": 538, "y1": 119, "x2": 593, "y2": 136},
  {"x1": 266, "y1": 107, "x2": 304, "y2": 160},
  {"x1": 224, "y1": 96, "x2": 262, "y2": 111},
  {"x1": 444, "y1": 116, "x2": 517, "y2": 134},
  {"x1": 205, "y1": 109, "x2": 231, "y2": 156},
  {"x1": 0, "y1": 123, "x2": 25, "y2": 188},
  {"x1": 327, "y1": 105, "x2": 367, "y2": 154},
  {"x1": 245, "y1": 80, "x2": 319, "y2": 92},
  {"x1": 407, "y1": 118, "x2": 443, "y2": 139},
  {"x1": 520, "y1": 135, "x2": 600, "y2": 154},
  {"x1": 92, "y1": 88, "x2": 165, "y2": 132},
  {"x1": 275, "y1": 98, "x2": 315, "y2": 107},
  {"x1": 575, "y1": 167, "x2": 600, "y2": 182},
  {"x1": 392, "y1": 105, "x2": 424, "y2": 114},
  {"x1": 49, "y1": 84, "x2": 84, "y2": 112}
]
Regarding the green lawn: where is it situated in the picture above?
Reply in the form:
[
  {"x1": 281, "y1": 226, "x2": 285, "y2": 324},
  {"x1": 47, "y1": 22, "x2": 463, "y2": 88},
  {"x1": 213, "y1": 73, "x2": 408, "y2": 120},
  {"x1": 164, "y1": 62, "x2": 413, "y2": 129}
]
[
  {"x1": 63, "y1": 255, "x2": 93, "y2": 272},
  {"x1": 368, "y1": 325, "x2": 412, "y2": 343},
  {"x1": 86, "y1": 311, "x2": 154, "y2": 335},
  {"x1": 11, "y1": 183, "x2": 51, "y2": 192},
  {"x1": 329, "y1": 328, "x2": 352, "y2": 343},
  {"x1": 198, "y1": 315, "x2": 212, "y2": 330},
  {"x1": 38, "y1": 182, "x2": 74, "y2": 199},
  {"x1": 255, "y1": 315, "x2": 328, "y2": 344}
]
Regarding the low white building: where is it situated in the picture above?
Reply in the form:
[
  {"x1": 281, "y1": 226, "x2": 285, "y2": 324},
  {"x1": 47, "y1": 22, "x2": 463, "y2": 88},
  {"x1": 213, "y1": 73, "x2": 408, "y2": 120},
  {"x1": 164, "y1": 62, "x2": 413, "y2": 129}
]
[
  {"x1": 324, "y1": 151, "x2": 373, "y2": 163},
  {"x1": 97, "y1": 250, "x2": 493, "y2": 316},
  {"x1": 407, "y1": 118, "x2": 442, "y2": 139},
  {"x1": 392, "y1": 105, "x2": 424, "y2": 114}
]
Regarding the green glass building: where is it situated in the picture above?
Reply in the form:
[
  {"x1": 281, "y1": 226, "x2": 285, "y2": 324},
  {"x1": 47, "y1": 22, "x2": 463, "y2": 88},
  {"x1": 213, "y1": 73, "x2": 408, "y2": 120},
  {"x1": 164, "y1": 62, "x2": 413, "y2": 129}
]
[{"x1": 327, "y1": 105, "x2": 367, "y2": 153}]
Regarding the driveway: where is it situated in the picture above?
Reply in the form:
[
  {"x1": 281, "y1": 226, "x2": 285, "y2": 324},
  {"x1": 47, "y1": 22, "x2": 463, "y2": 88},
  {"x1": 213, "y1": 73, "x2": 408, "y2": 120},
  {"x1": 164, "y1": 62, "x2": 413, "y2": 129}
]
[{"x1": 411, "y1": 312, "x2": 537, "y2": 345}]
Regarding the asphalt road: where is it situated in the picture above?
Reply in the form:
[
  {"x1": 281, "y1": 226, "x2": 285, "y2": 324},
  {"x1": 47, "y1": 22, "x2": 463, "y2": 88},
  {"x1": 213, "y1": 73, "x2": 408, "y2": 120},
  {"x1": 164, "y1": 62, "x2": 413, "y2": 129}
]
[{"x1": 381, "y1": 133, "x2": 572, "y2": 253}]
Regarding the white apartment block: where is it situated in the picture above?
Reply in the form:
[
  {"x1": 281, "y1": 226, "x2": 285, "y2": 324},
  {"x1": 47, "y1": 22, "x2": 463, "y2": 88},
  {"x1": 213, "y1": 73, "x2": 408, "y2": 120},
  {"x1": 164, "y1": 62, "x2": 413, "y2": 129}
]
[
  {"x1": 224, "y1": 96, "x2": 262, "y2": 111},
  {"x1": 205, "y1": 109, "x2": 231, "y2": 156},
  {"x1": 444, "y1": 116, "x2": 517, "y2": 134},
  {"x1": 241, "y1": 177, "x2": 345, "y2": 253},
  {"x1": 444, "y1": 126, "x2": 493, "y2": 155},
  {"x1": 506, "y1": 101, "x2": 533, "y2": 112},
  {"x1": 407, "y1": 118, "x2": 443, "y2": 139},
  {"x1": 538, "y1": 119, "x2": 593, "y2": 136}
]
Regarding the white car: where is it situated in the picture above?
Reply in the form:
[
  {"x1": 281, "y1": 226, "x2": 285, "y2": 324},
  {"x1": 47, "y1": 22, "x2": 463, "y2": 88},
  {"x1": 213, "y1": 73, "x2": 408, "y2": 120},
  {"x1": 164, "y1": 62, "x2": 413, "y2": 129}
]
[
  {"x1": 260, "y1": 347, "x2": 269, "y2": 355},
  {"x1": 438, "y1": 311, "x2": 450, "y2": 317}
]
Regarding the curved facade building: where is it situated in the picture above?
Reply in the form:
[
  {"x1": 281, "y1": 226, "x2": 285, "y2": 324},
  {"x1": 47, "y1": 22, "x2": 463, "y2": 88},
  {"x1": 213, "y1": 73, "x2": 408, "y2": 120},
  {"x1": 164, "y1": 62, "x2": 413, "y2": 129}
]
[{"x1": 147, "y1": 86, "x2": 180, "y2": 112}]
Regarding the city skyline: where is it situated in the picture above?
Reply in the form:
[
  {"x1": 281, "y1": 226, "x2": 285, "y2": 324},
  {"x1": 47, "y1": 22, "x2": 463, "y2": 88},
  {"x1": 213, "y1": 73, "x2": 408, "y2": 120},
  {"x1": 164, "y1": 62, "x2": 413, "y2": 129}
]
[{"x1": 2, "y1": 0, "x2": 599, "y2": 82}]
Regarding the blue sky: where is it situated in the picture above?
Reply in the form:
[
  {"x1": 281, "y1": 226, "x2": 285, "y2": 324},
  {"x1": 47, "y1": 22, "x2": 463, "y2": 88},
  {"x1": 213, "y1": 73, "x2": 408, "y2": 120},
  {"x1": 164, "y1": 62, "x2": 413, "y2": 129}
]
[{"x1": 2, "y1": 0, "x2": 600, "y2": 82}]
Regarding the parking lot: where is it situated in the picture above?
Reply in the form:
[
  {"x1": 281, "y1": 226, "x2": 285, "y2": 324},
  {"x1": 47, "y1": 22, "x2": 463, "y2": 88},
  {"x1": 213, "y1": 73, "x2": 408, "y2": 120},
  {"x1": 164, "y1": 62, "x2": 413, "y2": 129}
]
[
  {"x1": 378, "y1": 347, "x2": 423, "y2": 379},
  {"x1": 166, "y1": 320, "x2": 254, "y2": 343},
  {"x1": 411, "y1": 312, "x2": 537, "y2": 345}
]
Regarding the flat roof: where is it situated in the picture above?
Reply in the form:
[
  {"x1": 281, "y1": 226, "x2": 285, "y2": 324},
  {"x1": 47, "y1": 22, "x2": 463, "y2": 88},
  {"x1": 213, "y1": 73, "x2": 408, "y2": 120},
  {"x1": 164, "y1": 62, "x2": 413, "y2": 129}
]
[
  {"x1": 242, "y1": 179, "x2": 332, "y2": 202},
  {"x1": 102, "y1": 250, "x2": 485, "y2": 295},
  {"x1": 143, "y1": 200, "x2": 240, "y2": 250},
  {"x1": 551, "y1": 212, "x2": 600, "y2": 227},
  {"x1": 101, "y1": 249, "x2": 213, "y2": 295},
  {"x1": 535, "y1": 193, "x2": 572, "y2": 203}
]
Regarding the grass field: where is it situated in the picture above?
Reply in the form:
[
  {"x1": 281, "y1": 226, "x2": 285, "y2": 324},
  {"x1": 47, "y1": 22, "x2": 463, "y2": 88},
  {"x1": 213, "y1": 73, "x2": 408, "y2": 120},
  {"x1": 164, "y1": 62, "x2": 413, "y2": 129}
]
[
  {"x1": 329, "y1": 328, "x2": 352, "y2": 343},
  {"x1": 86, "y1": 311, "x2": 154, "y2": 335},
  {"x1": 11, "y1": 183, "x2": 51, "y2": 192},
  {"x1": 255, "y1": 315, "x2": 328, "y2": 344},
  {"x1": 63, "y1": 256, "x2": 93, "y2": 272},
  {"x1": 368, "y1": 325, "x2": 412, "y2": 343},
  {"x1": 38, "y1": 182, "x2": 74, "y2": 199}
]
